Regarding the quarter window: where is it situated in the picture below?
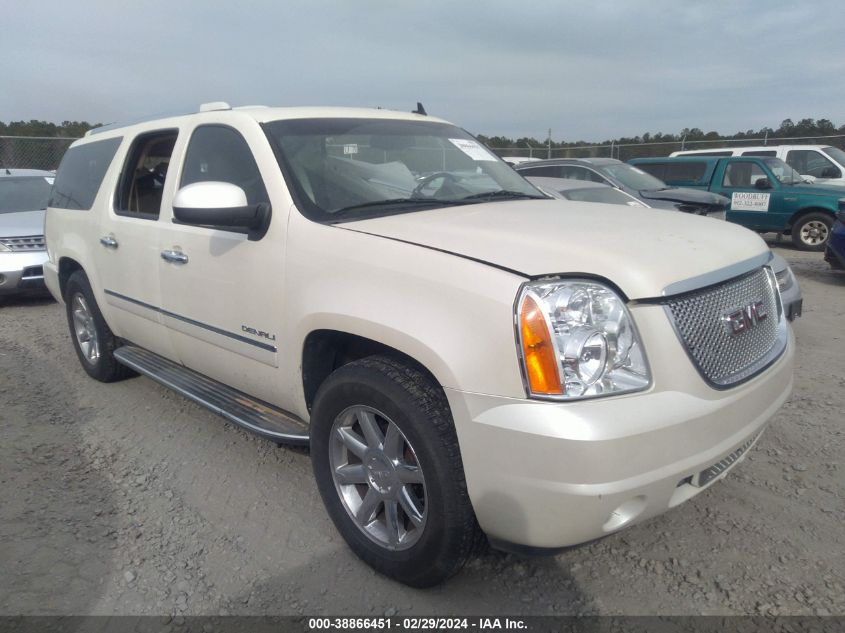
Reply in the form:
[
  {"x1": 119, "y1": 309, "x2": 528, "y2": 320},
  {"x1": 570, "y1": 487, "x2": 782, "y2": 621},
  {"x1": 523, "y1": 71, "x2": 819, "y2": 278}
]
[
  {"x1": 180, "y1": 125, "x2": 269, "y2": 205},
  {"x1": 115, "y1": 130, "x2": 178, "y2": 219},
  {"x1": 50, "y1": 137, "x2": 122, "y2": 210}
]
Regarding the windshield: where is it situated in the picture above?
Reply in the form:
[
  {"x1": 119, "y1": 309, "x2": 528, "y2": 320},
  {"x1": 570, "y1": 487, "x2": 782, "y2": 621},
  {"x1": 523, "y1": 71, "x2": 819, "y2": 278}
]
[
  {"x1": 823, "y1": 146, "x2": 845, "y2": 168},
  {"x1": 263, "y1": 118, "x2": 544, "y2": 223},
  {"x1": 598, "y1": 163, "x2": 667, "y2": 191},
  {"x1": 563, "y1": 187, "x2": 645, "y2": 206},
  {"x1": 763, "y1": 158, "x2": 803, "y2": 184},
  {"x1": 0, "y1": 176, "x2": 53, "y2": 214}
]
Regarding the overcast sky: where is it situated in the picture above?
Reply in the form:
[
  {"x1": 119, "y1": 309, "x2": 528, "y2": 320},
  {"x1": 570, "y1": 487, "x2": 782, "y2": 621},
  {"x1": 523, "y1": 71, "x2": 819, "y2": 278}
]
[{"x1": 4, "y1": 1, "x2": 845, "y2": 142}]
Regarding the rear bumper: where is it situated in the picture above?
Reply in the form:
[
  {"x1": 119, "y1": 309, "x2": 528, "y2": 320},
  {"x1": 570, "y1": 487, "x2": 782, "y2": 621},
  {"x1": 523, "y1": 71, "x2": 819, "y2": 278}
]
[
  {"x1": 0, "y1": 250, "x2": 49, "y2": 296},
  {"x1": 447, "y1": 328, "x2": 794, "y2": 549}
]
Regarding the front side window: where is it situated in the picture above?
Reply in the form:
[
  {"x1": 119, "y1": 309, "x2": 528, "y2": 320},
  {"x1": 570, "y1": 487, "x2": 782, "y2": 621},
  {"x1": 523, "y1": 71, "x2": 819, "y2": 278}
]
[
  {"x1": 0, "y1": 176, "x2": 53, "y2": 214},
  {"x1": 180, "y1": 125, "x2": 269, "y2": 206},
  {"x1": 263, "y1": 118, "x2": 543, "y2": 223},
  {"x1": 786, "y1": 149, "x2": 839, "y2": 178},
  {"x1": 115, "y1": 131, "x2": 178, "y2": 219},
  {"x1": 722, "y1": 162, "x2": 768, "y2": 187},
  {"x1": 50, "y1": 137, "x2": 122, "y2": 210}
]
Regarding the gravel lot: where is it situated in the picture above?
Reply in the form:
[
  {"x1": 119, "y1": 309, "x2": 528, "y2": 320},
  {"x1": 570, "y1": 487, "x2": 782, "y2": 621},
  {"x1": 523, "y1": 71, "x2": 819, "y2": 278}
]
[{"x1": 1, "y1": 240, "x2": 843, "y2": 617}]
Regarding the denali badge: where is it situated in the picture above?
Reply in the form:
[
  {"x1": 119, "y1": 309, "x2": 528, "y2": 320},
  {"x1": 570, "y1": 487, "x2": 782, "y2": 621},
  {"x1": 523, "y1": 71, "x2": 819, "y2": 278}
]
[
  {"x1": 241, "y1": 325, "x2": 276, "y2": 341},
  {"x1": 722, "y1": 301, "x2": 767, "y2": 336}
]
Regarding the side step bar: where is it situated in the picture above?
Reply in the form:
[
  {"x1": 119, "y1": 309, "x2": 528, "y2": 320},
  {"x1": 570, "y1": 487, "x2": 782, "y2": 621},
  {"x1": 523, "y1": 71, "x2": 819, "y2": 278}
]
[{"x1": 114, "y1": 345, "x2": 310, "y2": 446}]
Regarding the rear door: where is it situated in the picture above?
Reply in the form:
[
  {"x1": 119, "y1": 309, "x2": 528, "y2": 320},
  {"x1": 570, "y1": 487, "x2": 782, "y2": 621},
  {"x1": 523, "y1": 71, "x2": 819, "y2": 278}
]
[
  {"x1": 712, "y1": 160, "x2": 786, "y2": 231},
  {"x1": 95, "y1": 130, "x2": 179, "y2": 359},
  {"x1": 156, "y1": 119, "x2": 289, "y2": 406}
]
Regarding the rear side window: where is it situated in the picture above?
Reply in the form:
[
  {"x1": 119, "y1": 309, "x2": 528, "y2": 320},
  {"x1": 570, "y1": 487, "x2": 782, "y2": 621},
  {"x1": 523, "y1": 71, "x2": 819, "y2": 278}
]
[
  {"x1": 518, "y1": 166, "x2": 561, "y2": 178},
  {"x1": 115, "y1": 130, "x2": 178, "y2": 219},
  {"x1": 50, "y1": 137, "x2": 122, "y2": 210},
  {"x1": 741, "y1": 150, "x2": 776, "y2": 157},
  {"x1": 180, "y1": 125, "x2": 269, "y2": 205}
]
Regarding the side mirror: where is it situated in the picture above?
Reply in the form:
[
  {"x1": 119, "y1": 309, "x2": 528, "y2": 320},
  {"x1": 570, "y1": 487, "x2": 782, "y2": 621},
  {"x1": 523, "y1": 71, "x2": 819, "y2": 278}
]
[
  {"x1": 754, "y1": 177, "x2": 772, "y2": 190},
  {"x1": 173, "y1": 182, "x2": 271, "y2": 240}
]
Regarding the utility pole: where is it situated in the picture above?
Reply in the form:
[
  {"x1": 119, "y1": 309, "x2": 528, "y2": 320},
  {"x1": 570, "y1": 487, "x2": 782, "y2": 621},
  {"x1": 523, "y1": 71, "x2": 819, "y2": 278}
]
[{"x1": 547, "y1": 128, "x2": 552, "y2": 159}]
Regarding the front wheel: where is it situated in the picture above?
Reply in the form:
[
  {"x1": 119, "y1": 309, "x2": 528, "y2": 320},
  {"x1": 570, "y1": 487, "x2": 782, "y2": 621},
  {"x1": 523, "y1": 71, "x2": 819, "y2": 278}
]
[
  {"x1": 791, "y1": 212, "x2": 833, "y2": 251},
  {"x1": 310, "y1": 356, "x2": 482, "y2": 587}
]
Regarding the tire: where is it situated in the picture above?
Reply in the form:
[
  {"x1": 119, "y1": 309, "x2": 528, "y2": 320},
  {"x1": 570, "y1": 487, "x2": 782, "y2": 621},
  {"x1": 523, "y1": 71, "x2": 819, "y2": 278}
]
[
  {"x1": 310, "y1": 355, "x2": 482, "y2": 587},
  {"x1": 791, "y1": 212, "x2": 833, "y2": 251},
  {"x1": 64, "y1": 271, "x2": 135, "y2": 382}
]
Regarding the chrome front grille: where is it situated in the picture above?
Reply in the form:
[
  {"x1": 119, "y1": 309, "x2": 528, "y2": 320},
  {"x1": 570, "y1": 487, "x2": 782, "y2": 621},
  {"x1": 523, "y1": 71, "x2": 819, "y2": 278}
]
[
  {"x1": 664, "y1": 267, "x2": 786, "y2": 387},
  {"x1": 0, "y1": 235, "x2": 46, "y2": 252}
]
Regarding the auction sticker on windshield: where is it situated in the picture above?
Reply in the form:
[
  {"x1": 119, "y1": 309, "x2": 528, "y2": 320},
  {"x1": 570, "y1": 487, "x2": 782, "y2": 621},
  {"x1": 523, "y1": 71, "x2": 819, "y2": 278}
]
[
  {"x1": 731, "y1": 192, "x2": 770, "y2": 212},
  {"x1": 449, "y1": 138, "x2": 497, "y2": 161}
]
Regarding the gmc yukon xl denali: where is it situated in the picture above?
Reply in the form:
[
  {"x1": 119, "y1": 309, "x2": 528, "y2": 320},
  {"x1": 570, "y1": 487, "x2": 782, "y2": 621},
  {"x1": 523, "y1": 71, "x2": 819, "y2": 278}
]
[{"x1": 44, "y1": 103, "x2": 794, "y2": 587}]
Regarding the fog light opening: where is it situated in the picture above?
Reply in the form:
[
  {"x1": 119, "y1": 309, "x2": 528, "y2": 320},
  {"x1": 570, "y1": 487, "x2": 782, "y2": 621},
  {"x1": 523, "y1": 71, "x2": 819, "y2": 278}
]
[{"x1": 602, "y1": 496, "x2": 647, "y2": 533}]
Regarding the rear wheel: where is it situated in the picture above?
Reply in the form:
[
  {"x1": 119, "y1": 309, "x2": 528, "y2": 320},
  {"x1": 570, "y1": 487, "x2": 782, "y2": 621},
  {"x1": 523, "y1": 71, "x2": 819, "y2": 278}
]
[
  {"x1": 310, "y1": 356, "x2": 482, "y2": 587},
  {"x1": 65, "y1": 271, "x2": 134, "y2": 382},
  {"x1": 791, "y1": 212, "x2": 832, "y2": 251}
]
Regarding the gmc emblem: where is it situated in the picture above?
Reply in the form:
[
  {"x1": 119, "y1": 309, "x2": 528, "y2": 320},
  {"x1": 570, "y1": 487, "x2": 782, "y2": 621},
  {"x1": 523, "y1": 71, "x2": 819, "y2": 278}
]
[{"x1": 722, "y1": 301, "x2": 768, "y2": 336}]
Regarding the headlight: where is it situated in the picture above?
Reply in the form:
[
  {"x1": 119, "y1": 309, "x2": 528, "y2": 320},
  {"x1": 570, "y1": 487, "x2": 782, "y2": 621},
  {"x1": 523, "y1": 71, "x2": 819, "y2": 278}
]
[
  {"x1": 516, "y1": 280, "x2": 651, "y2": 400},
  {"x1": 775, "y1": 266, "x2": 795, "y2": 293}
]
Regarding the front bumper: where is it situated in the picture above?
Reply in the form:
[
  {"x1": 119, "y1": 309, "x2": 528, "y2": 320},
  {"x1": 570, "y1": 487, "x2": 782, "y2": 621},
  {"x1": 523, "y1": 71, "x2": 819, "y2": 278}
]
[
  {"x1": 824, "y1": 221, "x2": 845, "y2": 270},
  {"x1": 0, "y1": 250, "x2": 49, "y2": 296},
  {"x1": 446, "y1": 312, "x2": 795, "y2": 550}
]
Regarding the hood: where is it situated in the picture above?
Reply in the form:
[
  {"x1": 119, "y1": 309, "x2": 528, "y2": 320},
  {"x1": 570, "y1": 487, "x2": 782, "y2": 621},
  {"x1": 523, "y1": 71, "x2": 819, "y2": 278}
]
[
  {"x1": 640, "y1": 187, "x2": 729, "y2": 207},
  {"x1": 787, "y1": 182, "x2": 845, "y2": 197},
  {"x1": 0, "y1": 209, "x2": 45, "y2": 238},
  {"x1": 342, "y1": 199, "x2": 769, "y2": 300}
]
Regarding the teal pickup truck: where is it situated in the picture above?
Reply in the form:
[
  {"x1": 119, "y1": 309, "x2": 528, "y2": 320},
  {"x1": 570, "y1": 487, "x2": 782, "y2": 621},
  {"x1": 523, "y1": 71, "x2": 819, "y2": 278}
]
[{"x1": 629, "y1": 156, "x2": 845, "y2": 250}]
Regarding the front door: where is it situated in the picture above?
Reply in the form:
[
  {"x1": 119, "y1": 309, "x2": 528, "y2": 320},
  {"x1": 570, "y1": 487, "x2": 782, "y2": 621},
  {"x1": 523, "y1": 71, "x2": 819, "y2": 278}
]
[
  {"x1": 156, "y1": 122, "x2": 287, "y2": 406},
  {"x1": 714, "y1": 160, "x2": 785, "y2": 231}
]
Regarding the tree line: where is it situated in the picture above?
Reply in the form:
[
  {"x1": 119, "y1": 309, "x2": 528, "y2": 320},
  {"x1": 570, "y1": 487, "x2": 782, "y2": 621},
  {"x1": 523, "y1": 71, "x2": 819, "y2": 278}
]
[
  {"x1": 0, "y1": 120, "x2": 101, "y2": 138},
  {"x1": 477, "y1": 118, "x2": 845, "y2": 158}
]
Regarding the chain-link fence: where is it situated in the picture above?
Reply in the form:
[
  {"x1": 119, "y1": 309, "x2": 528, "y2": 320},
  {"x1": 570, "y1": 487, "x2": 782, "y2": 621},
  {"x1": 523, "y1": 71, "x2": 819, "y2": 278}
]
[
  {"x1": 0, "y1": 136, "x2": 78, "y2": 171},
  {"x1": 5, "y1": 132, "x2": 845, "y2": 173},
  {"x1": 489, "y1": 134, "x2": 845, "y2": 162}
]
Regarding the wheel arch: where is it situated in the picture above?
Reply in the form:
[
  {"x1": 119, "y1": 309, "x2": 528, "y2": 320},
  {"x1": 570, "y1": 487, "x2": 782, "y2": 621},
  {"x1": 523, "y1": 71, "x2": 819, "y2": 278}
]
[
  {"x1": 301, "y1": 329, "x2": 446, "y2": 414},
  {"x1": 787, "y1": 207, "x2": 836, "y2": 231},
  {"x1": 58, "y1": 256, "x2": 85, "y2": 299}
]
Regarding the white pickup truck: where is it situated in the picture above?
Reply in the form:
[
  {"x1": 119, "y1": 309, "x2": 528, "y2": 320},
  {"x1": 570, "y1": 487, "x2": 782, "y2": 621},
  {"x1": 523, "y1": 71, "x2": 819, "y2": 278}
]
[{"x1": 44, "y1": 103, "x2": 794, "y2": 587}]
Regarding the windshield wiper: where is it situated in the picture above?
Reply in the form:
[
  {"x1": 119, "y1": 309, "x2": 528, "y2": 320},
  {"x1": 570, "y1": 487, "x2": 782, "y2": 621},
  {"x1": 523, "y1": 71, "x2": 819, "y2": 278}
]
[{"x1": 457, "y1": 190, "x2": 547, "y2": 202}]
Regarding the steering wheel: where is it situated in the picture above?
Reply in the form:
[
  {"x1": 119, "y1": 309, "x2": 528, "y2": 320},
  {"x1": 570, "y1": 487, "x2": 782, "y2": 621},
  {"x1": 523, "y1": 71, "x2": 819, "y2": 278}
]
[{"x1": 412, "y1": 172, "x2": 459, "y2": 198}]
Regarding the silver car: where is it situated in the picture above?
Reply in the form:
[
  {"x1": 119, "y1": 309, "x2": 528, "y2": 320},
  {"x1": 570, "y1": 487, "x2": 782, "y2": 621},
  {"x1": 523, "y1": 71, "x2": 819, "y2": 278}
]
[
  {"x1": 527, "y1": 176, "x2": 802, "y2": 321},
  {"x1": 0, "y1": 169, "x2": 53, "y2": 298}
]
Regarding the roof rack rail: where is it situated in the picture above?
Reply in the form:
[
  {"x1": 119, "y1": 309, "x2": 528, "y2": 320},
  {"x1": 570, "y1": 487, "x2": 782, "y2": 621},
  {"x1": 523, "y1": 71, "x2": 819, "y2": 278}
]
[{"x1": 86, "y1": 108, "x2": 191, "y2": 136}]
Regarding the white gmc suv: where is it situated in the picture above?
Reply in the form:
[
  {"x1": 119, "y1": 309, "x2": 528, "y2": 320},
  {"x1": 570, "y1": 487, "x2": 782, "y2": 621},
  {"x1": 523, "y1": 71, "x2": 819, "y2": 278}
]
[{"x1": 44, "y1": 103, "x2": 794, "y2": 587}]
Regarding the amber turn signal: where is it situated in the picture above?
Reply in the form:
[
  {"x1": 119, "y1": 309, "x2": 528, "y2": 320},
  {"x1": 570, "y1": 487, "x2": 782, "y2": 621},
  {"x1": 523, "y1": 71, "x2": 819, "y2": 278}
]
[{"x1": 519, "y1": 294, "x2": 562, "y2": 395}]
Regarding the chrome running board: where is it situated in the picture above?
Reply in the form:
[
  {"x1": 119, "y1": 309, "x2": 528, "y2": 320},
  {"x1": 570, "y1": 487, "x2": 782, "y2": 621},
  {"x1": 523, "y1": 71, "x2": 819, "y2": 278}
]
[{"x1": 114, "y1": 345, "x2": 309, "y2": 446}]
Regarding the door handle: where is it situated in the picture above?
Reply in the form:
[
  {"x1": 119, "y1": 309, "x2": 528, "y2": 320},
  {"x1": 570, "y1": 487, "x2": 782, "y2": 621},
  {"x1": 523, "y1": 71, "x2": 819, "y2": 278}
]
[
  {"x1": 99, "y1": 236, "x2": 118, "y2": 249},
  {"x1": 160, "y1": 249, "x2": 189, "y2": 264}
]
